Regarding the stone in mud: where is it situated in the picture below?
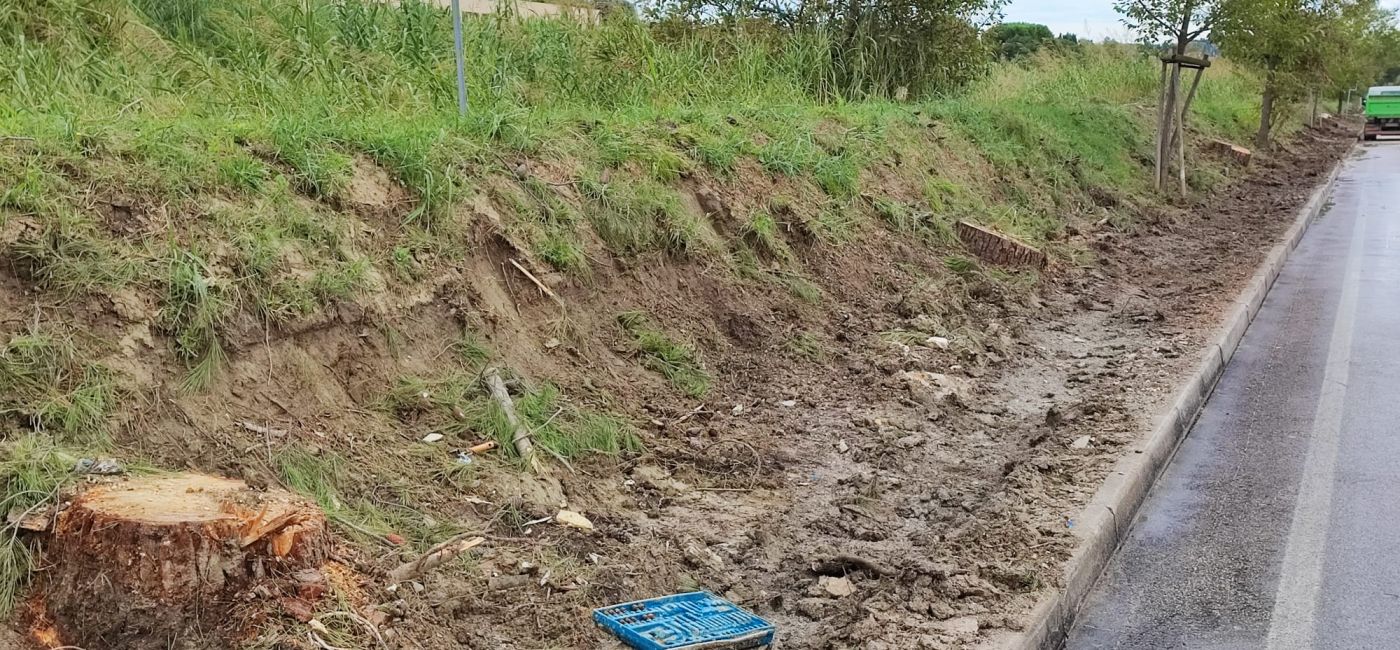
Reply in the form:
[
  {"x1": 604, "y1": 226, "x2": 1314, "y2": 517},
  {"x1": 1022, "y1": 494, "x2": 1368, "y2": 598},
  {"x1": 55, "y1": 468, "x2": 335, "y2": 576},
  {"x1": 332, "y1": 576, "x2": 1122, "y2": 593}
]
[
  {"x1": 795, "y1": 597, "x2": 832, "y2": 620},
  {"x1": 938, "y1": 616, "x2": 980, "y2": 636},
  {"x1": 631, "y1": 465, "x2": 691, "y2": 495},
  {"x1": 901, "y1": 371, "x2": 970, "y2": 406},
  {"x1": 818, "y1": 575, "x2": 855, "y2": 597}
]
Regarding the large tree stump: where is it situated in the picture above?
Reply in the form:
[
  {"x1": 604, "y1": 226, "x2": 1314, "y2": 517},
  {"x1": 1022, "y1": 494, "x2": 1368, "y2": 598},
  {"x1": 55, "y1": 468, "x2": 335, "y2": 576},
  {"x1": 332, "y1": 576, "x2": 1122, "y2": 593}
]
[
  {"x1": 40, "y1": 473, "x2": 329, "y2": 649},
  {"x1": 1208, "y1": 139, "x2": 1253, "y2": 166},
  {"x1": 956, "y1": 221, "x2": 1047, "y2": 269}
]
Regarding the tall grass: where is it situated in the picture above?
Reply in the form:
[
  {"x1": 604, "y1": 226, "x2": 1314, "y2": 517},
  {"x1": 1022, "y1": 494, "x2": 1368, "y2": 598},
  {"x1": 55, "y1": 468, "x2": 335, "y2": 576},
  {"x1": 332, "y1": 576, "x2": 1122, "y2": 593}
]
[{"x1": 0, "y1": 0, "x2": 1275, "y2": 388}]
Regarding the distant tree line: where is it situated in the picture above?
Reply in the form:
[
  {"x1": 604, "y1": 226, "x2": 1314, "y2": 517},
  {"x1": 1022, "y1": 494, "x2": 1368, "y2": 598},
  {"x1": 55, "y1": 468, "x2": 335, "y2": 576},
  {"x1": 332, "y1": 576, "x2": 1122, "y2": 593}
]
[
  {"x1": 641, "y1": 0, "x2": 1005, "y2": 99},
  {"x1": 985, "y1": 22, "x2": 1080, "y2": 59}
]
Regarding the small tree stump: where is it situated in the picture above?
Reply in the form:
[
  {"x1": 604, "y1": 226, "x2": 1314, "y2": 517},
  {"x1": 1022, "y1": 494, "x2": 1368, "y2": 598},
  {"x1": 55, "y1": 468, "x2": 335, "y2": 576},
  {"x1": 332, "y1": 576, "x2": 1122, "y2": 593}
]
[
  {"x1": 1208, "y1": 139, "x2": 1253, "y2": 165},
  {"x1": 41, "y1": 473, "x2": 329, "y2": 649},
  {"x1": 956, "y1": 221, "x2": 1047, "y2": 269}
]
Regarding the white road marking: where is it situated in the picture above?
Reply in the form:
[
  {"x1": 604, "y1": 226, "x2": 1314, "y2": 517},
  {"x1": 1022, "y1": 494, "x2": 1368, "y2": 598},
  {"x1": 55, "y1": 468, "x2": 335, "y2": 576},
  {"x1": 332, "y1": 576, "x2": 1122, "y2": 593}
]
[{"x1": 1264, "y1": 192, "x2": 1369, "y2": 650}]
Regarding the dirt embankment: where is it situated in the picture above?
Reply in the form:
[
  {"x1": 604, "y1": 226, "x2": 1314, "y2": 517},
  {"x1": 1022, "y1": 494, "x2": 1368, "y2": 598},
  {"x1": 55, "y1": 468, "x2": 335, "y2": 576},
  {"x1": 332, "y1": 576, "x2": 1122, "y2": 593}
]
[{"x1": 0, "y1": 120, "x2": 1354, "y2": 649}]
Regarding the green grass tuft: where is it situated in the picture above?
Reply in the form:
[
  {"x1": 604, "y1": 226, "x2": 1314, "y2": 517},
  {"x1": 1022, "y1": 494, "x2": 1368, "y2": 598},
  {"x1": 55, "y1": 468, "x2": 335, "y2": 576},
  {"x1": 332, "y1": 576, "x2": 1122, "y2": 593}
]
[
  {"x1": 617, "y1": 311, "x2": 710, "y2": 397},
  {"x1": 0, "y1": 332, "x2": 114, "y2": 439},
  {"x1": 0, "y1": 435, "x2": 91, "y2": 613},
  {"x1": 158, "y1": 250, "x2": 230, "y2": 391}
]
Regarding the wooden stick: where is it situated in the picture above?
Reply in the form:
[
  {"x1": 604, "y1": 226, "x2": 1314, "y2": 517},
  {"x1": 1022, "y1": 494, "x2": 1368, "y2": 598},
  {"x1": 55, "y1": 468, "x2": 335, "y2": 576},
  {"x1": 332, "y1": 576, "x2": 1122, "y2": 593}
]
[
  {"x1": 1173, "y1": 66, "x2": 1206, "y2": 196},
  {"x1": 387, "y1": 534, "x2": 485, "y2": 583},
  {"x1": 483, "y1": 368, "x2": 539, "y2": 470},
  {"x1": 1153, "y1": 60, "x2": 1169, "y2": 192},
  {"x1": 508, "y1": 258, "x2": 563, "y2": 305}
]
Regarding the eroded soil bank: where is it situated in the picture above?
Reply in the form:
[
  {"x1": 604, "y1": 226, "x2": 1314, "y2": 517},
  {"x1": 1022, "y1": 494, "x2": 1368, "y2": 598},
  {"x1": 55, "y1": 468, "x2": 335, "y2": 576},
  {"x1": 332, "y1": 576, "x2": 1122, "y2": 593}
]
[
  {"x1": 0, "y1": 120, "x2": 1355, "y2": 650},
  {"x1": 375, "y1": 122, "x2": 1355, "y2": 650}
]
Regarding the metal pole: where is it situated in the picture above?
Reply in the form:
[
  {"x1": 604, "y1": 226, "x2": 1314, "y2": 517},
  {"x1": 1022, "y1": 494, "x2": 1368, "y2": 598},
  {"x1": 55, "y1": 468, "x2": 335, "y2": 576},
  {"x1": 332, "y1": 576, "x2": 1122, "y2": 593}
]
[{"x1": 452, "y1": 0, "x2": 467, "y2": 116}]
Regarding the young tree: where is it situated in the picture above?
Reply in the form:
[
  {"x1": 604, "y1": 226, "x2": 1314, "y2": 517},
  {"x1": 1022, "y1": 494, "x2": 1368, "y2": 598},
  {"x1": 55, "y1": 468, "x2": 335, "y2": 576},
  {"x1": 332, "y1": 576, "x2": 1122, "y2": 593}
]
[
  {"x1": 1114, "y1": 0, "x2": 1226, "y2": 192},
  {"x1": 1215, "y1": 0, "x2": 1318, "y2": 148},
  {"x1": 1116, "y1": 0, "x2": 1225, "y2": 55},
  {"x1": 1217, "y1": 0, "x2": 1397, "y2": 146}
]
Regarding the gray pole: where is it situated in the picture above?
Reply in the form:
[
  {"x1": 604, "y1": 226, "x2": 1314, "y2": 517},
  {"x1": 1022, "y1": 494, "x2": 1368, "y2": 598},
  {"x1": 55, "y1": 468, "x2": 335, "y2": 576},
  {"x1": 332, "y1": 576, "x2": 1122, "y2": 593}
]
[{"x1": 451, "y1": 0, "x2": 467, "y2": 116}]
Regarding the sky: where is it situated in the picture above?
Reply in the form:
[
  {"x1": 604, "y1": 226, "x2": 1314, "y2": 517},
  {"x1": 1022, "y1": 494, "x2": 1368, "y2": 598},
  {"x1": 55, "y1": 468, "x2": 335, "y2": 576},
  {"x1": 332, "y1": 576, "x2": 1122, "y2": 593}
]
[
  {"x1": 1001, "y1": 0, "x2": 1134, "y2": 41},
  {"x1": 1004, "y1": 0, "x2": 1400, "y2": 42}
]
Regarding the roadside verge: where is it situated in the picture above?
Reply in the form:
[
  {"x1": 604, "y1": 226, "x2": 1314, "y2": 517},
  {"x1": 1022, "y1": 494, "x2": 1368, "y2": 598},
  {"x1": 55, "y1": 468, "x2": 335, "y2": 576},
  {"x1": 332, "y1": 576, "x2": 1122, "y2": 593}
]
[{"x1": 1001, "y1": 149, "x2": 1353, "y2": 650}]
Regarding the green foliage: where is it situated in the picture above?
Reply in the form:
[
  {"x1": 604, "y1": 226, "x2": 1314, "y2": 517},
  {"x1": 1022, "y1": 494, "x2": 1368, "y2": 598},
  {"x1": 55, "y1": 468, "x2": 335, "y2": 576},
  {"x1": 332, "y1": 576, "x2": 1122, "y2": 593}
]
[
  {"x1": 987, "y1": 22, "x2": 1055, "y2": 59},
  {"x1": 581, "y1": 177, "x2": 709, "y2": 256},
  {"x1": 1113, "y1": 0, "x2": 1224, "y2": 51},
  {"x1": 741, "y1": 211, "x2": 793, "y2": 261},
  {"x1": 648, "y1": 0, "x2": 999, "y2": 98},
  {"x1": 476, "y1": 383, "x2": 643, "y2": 459},
  {"x1": 381, "y1": 369, "x2": 640, "y2": 461},
  {"x1": 0, "y1": 333, "x2": 114, "y2": 439},
  {"x1": 0, "y1": 435, "x2": 83, "y2": 613},
  {"x1": 158, "y1": 250, "x2": 230, "y2": 391},
  {"x1": 617, "y1": 311, "x2": 710, "y2": 397},
  {"x1": 784, "y1": 331, "x2": 825, "y2": 360}
]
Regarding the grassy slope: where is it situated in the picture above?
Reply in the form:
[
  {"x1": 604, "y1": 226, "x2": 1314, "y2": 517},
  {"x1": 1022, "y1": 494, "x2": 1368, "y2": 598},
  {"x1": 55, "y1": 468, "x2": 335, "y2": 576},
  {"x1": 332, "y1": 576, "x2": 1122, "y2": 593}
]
[{"x1": 0, "y1": 0, "x2": 1284, "y2": 622}]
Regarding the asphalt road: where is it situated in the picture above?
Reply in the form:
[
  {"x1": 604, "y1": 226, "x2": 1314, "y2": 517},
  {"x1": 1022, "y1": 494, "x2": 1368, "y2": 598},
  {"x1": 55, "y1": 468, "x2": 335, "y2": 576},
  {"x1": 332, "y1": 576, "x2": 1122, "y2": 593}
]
[{"x1": 1064, "y1": 144, "x2": 1400, "y2": 650}]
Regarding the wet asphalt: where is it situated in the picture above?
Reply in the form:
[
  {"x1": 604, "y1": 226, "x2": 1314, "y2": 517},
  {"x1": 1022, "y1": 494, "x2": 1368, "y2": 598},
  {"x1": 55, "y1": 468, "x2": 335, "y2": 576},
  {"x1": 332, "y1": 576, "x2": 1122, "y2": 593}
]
[{"x1": 1064, "y1": 143, "x2": 1400, "y2": 650}]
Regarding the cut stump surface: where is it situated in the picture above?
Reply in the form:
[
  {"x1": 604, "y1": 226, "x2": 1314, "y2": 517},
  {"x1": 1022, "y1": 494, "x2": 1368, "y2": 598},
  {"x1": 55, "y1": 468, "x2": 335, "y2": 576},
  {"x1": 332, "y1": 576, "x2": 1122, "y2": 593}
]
[{"x1": 42, "y1": 473, "x2": 329, "y2": 649}]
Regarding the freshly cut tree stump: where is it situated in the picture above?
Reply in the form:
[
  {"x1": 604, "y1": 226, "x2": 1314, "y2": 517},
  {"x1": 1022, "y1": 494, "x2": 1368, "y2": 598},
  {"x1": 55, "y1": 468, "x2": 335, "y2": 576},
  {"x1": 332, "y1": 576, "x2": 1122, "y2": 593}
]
[
  {"x1": 956, "y1": 221, "x2": 1048, "y2": 269},
  {"x1": 42, "y1": 473, "x2": 329, "y2": 649}
]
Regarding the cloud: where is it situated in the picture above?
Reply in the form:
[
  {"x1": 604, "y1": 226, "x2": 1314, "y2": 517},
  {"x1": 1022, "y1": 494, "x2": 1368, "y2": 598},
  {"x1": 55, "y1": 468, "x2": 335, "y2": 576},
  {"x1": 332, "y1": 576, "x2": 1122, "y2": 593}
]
[{"x1": 1002, "y1": 0, "x2": 1137, "y2": 40}]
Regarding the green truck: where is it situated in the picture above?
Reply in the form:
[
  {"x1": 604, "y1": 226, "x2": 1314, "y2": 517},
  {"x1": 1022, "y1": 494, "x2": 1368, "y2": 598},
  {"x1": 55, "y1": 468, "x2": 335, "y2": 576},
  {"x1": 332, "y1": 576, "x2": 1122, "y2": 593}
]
[{"x1": 1362, "y1": 86, "x2": 1400, "y2": 140}]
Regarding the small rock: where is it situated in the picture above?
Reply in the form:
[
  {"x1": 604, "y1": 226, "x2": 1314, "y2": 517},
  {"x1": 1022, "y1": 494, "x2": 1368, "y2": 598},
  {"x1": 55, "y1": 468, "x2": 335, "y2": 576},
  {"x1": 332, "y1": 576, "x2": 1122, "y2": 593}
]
[
  {"x1": 1070, "y1": 435, "x2": 1092, "y2": 449},
  {"x1": 901, "y1": 371, "x2": 970, "y2": 406},
  {"x1": 75, "y1": 458, "x2": 124, "y2": 475},
  {"x1": 631, "y1": 465, "x2": 691, "y2": 495},
  {"x1": 487, "y1": 574, "x2": 532, "y2": 591},
  {"x1": 421, "y1": 433, "x2": 445, "y2": 443},
  {"x1": 780, "y1": 399, "x2": 797, "y2": 408},
  {"x1": 281, "y1": 597, "x2": 315, "y2": 622},
  {"x1": 795, "y1": 597, "x2": 830, "y2": 620},
  {"x1": 818, "y1": 575, "x2": 855, "y2": 597},
  {"x1": 732, "y1": 404, "x2": 745, "y2": 416},
  {"x1": 896, "y1": 433, "x2": 925, "y2": 449},
  {"x1": 938, "y1": 616, "x2": 980, "y2": 636},
  {"x1": 544, "y1": 338, "x2": 561, "y2": 349},
  {"x1": 925, "y1": 336, "x2": 951, "y2": 350},
  {"x1": 837, "y1": 440, "x2": 850, "y2": 453},
  {"x1": 555, "y1": 509, "x2": 594, "y2": 531}
]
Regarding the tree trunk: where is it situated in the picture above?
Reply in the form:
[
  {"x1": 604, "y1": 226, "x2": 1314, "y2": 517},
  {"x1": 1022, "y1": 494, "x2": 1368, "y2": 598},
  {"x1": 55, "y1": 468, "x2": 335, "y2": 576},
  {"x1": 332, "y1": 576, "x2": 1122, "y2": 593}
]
[
  {"x1": 1257, "y1": 64, "x2": 1278, "y2": 150},
  {"x1": 1159, "y1": 63, "x2": 1183, "y2": 191},
  {"x1": 39, "y1": 474, "x2": 330, "y2": 649},
  {"x1": 1153, "y1": 61, "x2": 1170, "y2": 191}
]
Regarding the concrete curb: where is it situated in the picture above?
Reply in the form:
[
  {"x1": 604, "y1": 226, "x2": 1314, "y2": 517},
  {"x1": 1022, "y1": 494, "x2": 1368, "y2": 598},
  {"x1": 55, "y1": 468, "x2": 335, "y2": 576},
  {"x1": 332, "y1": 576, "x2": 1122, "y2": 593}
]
[{"x1": 1004, "y1": 152, "x2": 1350, "y2": 650}]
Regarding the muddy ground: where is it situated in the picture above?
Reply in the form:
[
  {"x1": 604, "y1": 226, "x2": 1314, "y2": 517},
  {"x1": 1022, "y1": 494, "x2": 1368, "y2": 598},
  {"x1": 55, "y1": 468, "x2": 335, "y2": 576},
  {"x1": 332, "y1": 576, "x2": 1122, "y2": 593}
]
[
  {"x1": 0, "y1": 120, "x2": 1356, "y2": 650},
  {"x1": 417, "y1": 122, "x2": 1353, "y2": 650}
]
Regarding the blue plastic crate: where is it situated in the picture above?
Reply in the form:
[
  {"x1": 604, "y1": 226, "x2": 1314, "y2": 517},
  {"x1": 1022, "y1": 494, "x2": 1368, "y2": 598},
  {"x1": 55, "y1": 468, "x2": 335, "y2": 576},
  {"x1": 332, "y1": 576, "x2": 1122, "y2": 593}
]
[{"x1": 593, "y1": 591, "x2": 776, "y2": 650}]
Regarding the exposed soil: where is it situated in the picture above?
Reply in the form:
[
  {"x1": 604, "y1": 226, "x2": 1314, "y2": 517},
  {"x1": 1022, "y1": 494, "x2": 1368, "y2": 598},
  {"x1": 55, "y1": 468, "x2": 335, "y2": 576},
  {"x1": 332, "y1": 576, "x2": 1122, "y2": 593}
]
[{"x1": 0, "y1": 119, "x2": 1355, "y2": 649}]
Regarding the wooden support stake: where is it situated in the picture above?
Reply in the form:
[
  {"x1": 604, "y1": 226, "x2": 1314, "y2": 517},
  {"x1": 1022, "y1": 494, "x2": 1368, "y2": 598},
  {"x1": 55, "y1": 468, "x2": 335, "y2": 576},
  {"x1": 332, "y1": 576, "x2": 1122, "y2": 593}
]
[
  {"x1": 1168, "y1": 65, "x2": 1206, "y2": 196},
  {"x1": 388, "y1": 534, "x2": 485, "y2": 583},
  {"x1": 1154, "y1": 60, "x2": 1169, "y2": 192},
  {"x1": 483, "y1": 367, "x2": 539, "y2": 471}
]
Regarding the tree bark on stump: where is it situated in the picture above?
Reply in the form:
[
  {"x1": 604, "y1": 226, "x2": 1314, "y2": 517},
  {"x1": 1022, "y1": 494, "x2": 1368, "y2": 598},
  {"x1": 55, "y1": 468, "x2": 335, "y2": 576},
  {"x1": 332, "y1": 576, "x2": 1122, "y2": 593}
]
[
  {"x1": 956, "y1": 221, "x2": 1047, "y2": 269},
  {"x1": 40, "y1": 474, "x2": 329, "y2": 649}
]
